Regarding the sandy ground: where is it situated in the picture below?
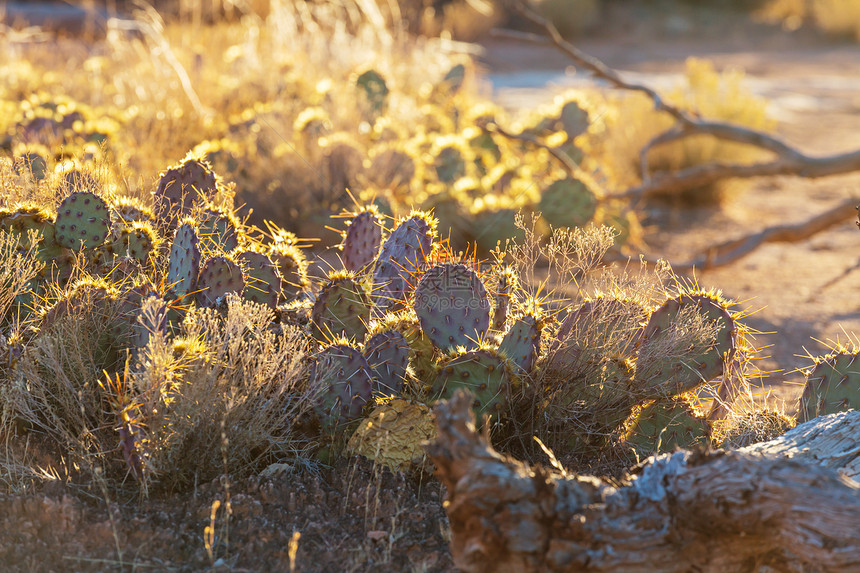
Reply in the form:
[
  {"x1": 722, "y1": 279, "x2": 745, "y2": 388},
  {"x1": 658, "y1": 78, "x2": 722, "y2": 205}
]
[{"x1": 478, "y1": 9, "x2": 860, "y2": 410}]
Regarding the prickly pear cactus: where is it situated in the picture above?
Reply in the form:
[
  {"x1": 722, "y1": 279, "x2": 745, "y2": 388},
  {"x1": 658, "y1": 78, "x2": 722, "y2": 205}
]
[
  {"x1": 499, "y1": 312, "x2": 542, "y2": 374},
  {"x1": 110, "y1": 196, "x2": 155, "y2": 226},
  {"x1": 237, "y1": 250, "x2": 282, "y2": 309},
  {"x1": 355, "y1": 69, "x2": 389, "y2": 114},
  {"x1": 372, "y1": 212, "x2": 435, "y2": 316},
  {"x1": 196, "y1": 256, "x2": 245, "y2": 308},
  {"x1": 154, "y1": 157, "x2": 218, "y2": 227},
  {"x1": 549, "y1": 297, "x2": 647, "y2": 374},
  {"x1": 346, "y1": 398, "x2": 436, "y2": 472},
  {"x1": 54, "y1": 191, "x2": 111, "y2": 251},
  {"x1": 375, "y1": 311, "x2": 436, "y2": 386},
  {"x1": 199, "y1": 205, "x2": 240, "y2": 254},
  {"x1": 363, "y1": 329, "x2": 410, "y2": 396},
  {"x1": 624, "y1": 396, "x2": 709, "y2": 455},
  {"x1": 312, "y1": 343, "x2": 373, "y2": 433},
  {"x1": 433, "y1": 144, "x2": 466, "y2": 183},
  {"x1": 635, "y1": 293, "x2": 736, "y2": 398},
  {"x1": 413, "y1": 263, "x2": 491, "y2": 352},
  {"x1": 268, "y1": 241, "x2": 309, "y2": 301},
  {"x1": 433, "y1": 348, "x2": 517, "y2": 418},
  {"x1": 311, "y1": 272, "x2": 371, "y2": 342},
  {"x1": 797, "y1": 350, "x2": 860, "y2": 423},
  {"x1": 166, "y1": 221, "x2": 201, "y2": 301},
  {"x1": 109, "y1": 221, "x2": 159, "y2": 264},
  {"x1": 559, "y1": 100, "x2": 590, "y2": 140},
  {"x1": 491, "y1": 266, "x2": 518, "y2": 332},
  {"x1": 537, "y1": 176, "x2": 597, "y2": 230},
  {"x1": 341, "y1": 209, "x2": 382, "y2": 273}
]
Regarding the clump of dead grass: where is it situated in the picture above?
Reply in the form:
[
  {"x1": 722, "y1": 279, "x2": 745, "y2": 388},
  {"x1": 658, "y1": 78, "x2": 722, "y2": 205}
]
[{"x1": 2, "y1": 292, "x2": 315, "y2": 496}]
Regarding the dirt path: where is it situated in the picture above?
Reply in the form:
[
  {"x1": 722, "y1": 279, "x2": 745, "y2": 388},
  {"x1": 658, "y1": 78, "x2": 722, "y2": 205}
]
[{"x1": 478, "y1": 11, "x2": 860, "y2": 409}]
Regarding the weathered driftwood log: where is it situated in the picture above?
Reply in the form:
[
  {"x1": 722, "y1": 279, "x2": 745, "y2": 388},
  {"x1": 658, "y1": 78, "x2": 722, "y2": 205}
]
[{"x1": 427, "y1": 391, "x2": 860, "y2": 573}]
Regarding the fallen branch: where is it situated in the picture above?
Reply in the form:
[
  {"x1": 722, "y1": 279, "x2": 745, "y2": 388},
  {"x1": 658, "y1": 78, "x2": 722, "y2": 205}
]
[
  {"x1": 669, "y1": 196, "x2": 856, "y2": 270},
  {"x1": 505, "y1": 0, "x2": 860, "y2": 201},
  {"x1": 428, "y1": 391, "x2": 860, "y2": 573}
]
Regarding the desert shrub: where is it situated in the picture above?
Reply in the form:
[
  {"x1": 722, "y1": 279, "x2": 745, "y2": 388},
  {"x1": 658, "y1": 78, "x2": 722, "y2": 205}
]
[
  {"x1": 4, "y1": 294, "x2": 314, "y2": 494},
  {"x1": 757, "y1": 0, "x2": 860, "y2": 40}
]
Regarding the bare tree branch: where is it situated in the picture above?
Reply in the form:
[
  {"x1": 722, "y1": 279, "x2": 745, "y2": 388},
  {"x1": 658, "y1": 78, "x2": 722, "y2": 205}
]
[{"x1": 505, "y1": 0, "x2": 860, "y2": 201}]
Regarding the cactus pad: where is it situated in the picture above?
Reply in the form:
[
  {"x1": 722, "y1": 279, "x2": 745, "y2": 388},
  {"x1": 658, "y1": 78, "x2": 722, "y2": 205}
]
[
  {"x1": 538, "y1": 177, "x2": 597, "y2": 230},
  {"x1": 624, "y1": 397, "x2": 709, "y2": 455},
  {"x1": 635, "y1": 293, "x2": 736, "y2": 398},
  {"x1": 433, "y1": 348, "x2": 516, "y2": 417},
  {"x1": 54, "y1": 191, "x2": 111, "y2": 251},
  {"x1": 346, "y1": 398, "x2": 436, "y2": 472},
  {"x1": 166, "y1": 221, "x2": 201, "y2": 300},
  {"x1": 196, "y1": 256, "x2": 245, "y2": 308},
  {"x1": 109, "y1": 221, "x2": 159, "y2": 264},
  {"x1": 499, "y1": 312, "x2": 542, "y2": 374},
  {"x1": 491, "y1": 266, "x2": 518, "y2": 332},
  {"x1": 312, "y1": 344, "x2": 374, "y2": 433},
  {"x1": 413, "y1": 263, "x2": 491, "y2": 352},
  {"x1": 363, "y1": 329, "x2": 410, "y2": 395},
  {"x1": 311, "y1": 273, "x2": 371, "y2": 342},
  {"x1": 199, "y1": 205, "x2": 241, "y2": 254},
  {"x1": 797, "y1": 351, "x2": 860, "y2": 423},
  {"x1": 268, "y1": 241, "x2": 309, "y2": 301},
  {"x1": 342, "y1": 209, "x2": 382, "y2": 273},
  {"x1": 237, "y1": 250, "x2": 282, "y2": 309},
  {"x1": 372, "y1": 212, "x2": 435, "y2": 315},
  {"x1": 154, "y1": 158, "x2": 218, "y2": 226}
]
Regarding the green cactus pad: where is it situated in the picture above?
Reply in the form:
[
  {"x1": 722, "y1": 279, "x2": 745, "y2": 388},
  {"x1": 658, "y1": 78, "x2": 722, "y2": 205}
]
[
  {"x1": 372, "y1": 212, "x2": 435, "y2": 315},
  {"x1": 413, "y1": 263, "x2": 491, "y2": 352},
  {"x1": 54, "y1": 191, "x2": 111, "y2": 251},
  {"x1": 342, "y1": 209, "x2": 382, "y2": 273},
  {"x1": 499, "y1": 312, "x2": 542, "y2": 374},
  {"x1": 355, "y1": 69, "x2": 389, "y2": 114},
  {"x1": 434, "y1": 145, "x2": 466, "y2": 183},
  {"x1": 154, "y1": 158, "x2": 218, "y2": 226},
  {"x1": 196, "y1": 256, "x2": 245, "y2": 308},
  {"x1": 433, "y1": 348, "x2": 517, "y2": 418},
  {"x1": 797, "y1": 351, "x2": 860, "y2": 423},
  {"x1": 635, "y1": 293, "x2": 736, "y2": 398},
  {"x1": 624, "y1": 396, "x2": 709, "y2": 455},
  {"x1": 538, "y1": 177, "x2": 597, "y2": 230},
  {"x1": 0, "y1": 205, "x2": 55, "y2": 253},
  {"x1": 166, "y1": 221, "x2": 201, "y2": 300},
  {"x1": 312, "y1": 343, "x2": 374, "y2": 433},
  {"x1": 363, "y1": 329, "x2": 410, "y2": 396},
  {"x1": 237, "y1": 250, "x2": 282, "y2": 309},
  {"x1": 559, "y1": 100, "x2": 590, "y2": 140},
  {"x1": 312, "y1": 272, "x2": 371, "y2": 342}
]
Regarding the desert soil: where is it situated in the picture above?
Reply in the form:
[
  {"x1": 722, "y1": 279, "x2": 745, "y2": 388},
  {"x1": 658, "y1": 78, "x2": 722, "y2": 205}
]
[{"x1": 4, "y1": 4, "x2": 860, "y2": 572}]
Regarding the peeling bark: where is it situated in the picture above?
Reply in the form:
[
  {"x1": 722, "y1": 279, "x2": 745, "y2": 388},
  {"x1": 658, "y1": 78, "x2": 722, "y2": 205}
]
[{"x1": 428, "y1": 391, "x2": 860, "y2": 572}]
